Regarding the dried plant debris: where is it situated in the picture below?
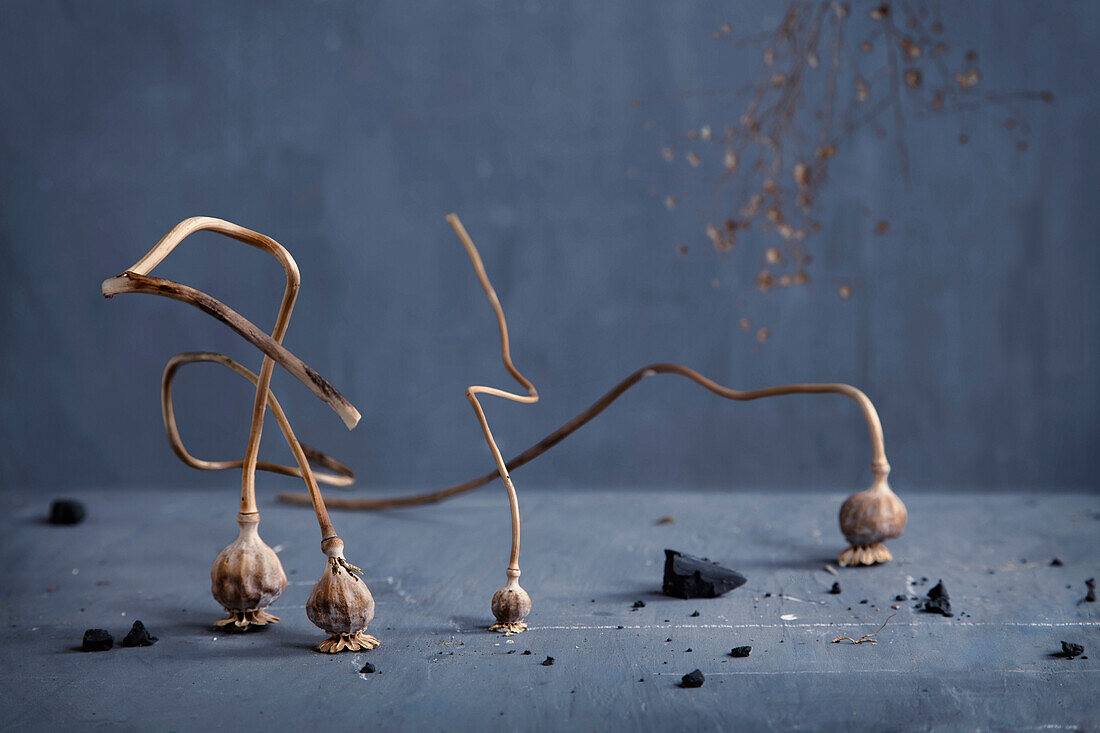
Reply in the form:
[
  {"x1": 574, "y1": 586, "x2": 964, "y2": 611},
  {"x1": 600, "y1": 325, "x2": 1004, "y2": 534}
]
[
  {"x1": 82, "y1": 629, "x2": 113, "y2": 652},
  {"x1": 48, "y1": 499, "x2": 85, "y2": 526},
  {"x1": 680, "y1": 669, "x2": 706, "y2": 688},
  {"x1": 1084, "y1": 578, "x2": 1096, "y2": 603},
  {"x1": 656, "y1": 515, "x2": 676, "y2": 525},
  {"x1": 921, "y1": 580, "x2": 953, "y2": 617},
  {"x1": 1059, "y1": 642, "x2": 1084, "y2": 660},
  {"x1": 832, "y1": 612, "x2": 897, "y2": 645},
  {"x1": 635, "y1": 1, "x2": 1054, "y2": 333},
  {"x1": 828, "y1": 582, "x2": 842, "y2": 594},
  {"x1": 730, "y1": 646, "x2": 752, "y2": 658},
  {"x1": 120, "y1": 620, "x2": 157, "y2": 648},
  {"x1": 663, "y1": 549, "x2": 747, "y2": 599}
]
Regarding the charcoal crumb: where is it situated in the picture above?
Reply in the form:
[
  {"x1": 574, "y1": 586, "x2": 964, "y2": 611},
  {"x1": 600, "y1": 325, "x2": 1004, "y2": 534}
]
[
  {"x1": 895, "y1": 594, "x2": 907, "y2": 601},
  {"x1": 922, "y1": 579, "x2": 953, "y2": 616},
  {"x1": 1050, "y1": 558, "x2": 1063, "y2": 566},
  {"x1": 82, "y1": 629, "x2": 113, "y2": 652},
  {"x1": 1060, "y1": 641, "x2": 1084, "y2": 659},
  {"x1": 522, "y1": 650, "x2": 531, "y2": 655},
  {"x1": 685, "y1": 648, "x2": 693, "y2": 653},
  {"x1": 360, "y1": 662, "x2": 376, "y2": 673},
  {"x1": 690, "y1": 610, "x2": 700, "y2": 617},
  {"x1": 764, "y1": 592, "x2": 772, "y2": 598},
  {"x1": 49, "y1": 499, "x2": 86, "y2": 526},
  {"x1": 680, "y1": 669, "x2": 705, "y2": 688},
  {"x1": 730, "y1": 645, "x2": 752, "y2": 658},
  {"x1": 859, "y1": 599, "x2": 868, "y2": 604},
  {"x1": 617, "y1": 625, "x2": 624, "y2": 629},
  {"x1": 666, "y1": 638, "x2": 672, "y2": 642},
  {"x1": 633, "y1": 600, "x2": 646, "y2": 609},
  {"x1": 120, "y1": 620, "x2": 157, "y2": 647},
  {"x1": 1085, "y1": 578, "x2": 1096, "y2": 603},
  {"x1": 506, "y1": 650, "x2": 515, "y2": 654},
  {"x1": 828, "y1": 582, "x2": 842, "y2": 595},
  {"x1": 540, "y1": 656, "x2": 554, "y2": 666}
]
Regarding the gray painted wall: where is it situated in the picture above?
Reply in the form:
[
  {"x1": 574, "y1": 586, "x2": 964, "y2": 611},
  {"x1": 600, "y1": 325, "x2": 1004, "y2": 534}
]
[{"x1": 1, "y1": 1, "x2": 1096, "y2": 494}]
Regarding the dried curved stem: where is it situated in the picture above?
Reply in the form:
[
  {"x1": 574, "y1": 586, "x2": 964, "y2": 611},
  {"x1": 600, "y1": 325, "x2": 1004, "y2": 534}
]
[
  {"x1": 448, "y1": 214, "x2": 538, "y2": 571},
  {"x1": 279, "y1": 363, "x2": 888, "y2": 511},
  {"x1": 162, "y1": 352, "x2": 354, "y2": 487},
  {"x1": 101, "y1": 217, "x2": 361, "y2": 517}
]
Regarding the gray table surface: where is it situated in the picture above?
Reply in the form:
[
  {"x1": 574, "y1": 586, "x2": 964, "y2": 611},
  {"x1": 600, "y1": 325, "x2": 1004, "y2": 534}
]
[{"x1": 1, "y1": 486, "x2": 1097, "y2": 732}]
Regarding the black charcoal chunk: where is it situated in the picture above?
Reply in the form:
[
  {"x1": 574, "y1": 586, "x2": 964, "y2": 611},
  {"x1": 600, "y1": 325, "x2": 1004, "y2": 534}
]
[
  {"x1": 690, "y1": 610, "x2": 700, "y2": 617},
  {"x1": 120, "y1": 620, "x2": 157, "y2": 647},
  {"x1": 1050, "y1": 558, "x2": 1063, "y2": 566},
  {"x1": 662, "y1": 549, "x2": 747, "y2": 599},
  {"x1": 49, "y1": 499, "x2": 85, "y2": 526},
  {"x1": 922, "y1": 579, "x2": 953, "y2": 616},
  {"x1": 522, "y1": 650, "x2": 531, "y2": 655},
  {"x1": 632, "y1": 600, "x2": 646, "y2": 609},
  {"x1": 540, "y1": 656, "x2": 554, "y2": 666},
  {"x1": 680, "y1": 669, "x2": 705, "y2": 688},
  {"x1": 828, "y1": 582, "x2": 842, "y2": 594},
  {"x1": 894, "y1": 594, "x2": 907, "y2": 601},
  {"x1": 82, "y1": 629, "x2": 113, "y2": 652},
  {"x1": 1060, "y1": 642, "x2": 1084, "y2": 659},
  {"x1": 360, "y1": 662, "x2": 376, "y2": 673},
  {"x1": 1085, "y1": 578, "x2": 1096, "y2": 603},
  {"x1": 730, "y1": 646, "x2": 752, "y2": 658}
]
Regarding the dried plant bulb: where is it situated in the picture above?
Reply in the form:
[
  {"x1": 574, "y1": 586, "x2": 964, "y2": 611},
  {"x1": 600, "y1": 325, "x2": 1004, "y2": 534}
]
[
  {"x1": 306, "y1": 539, "x2": 379, "y2": 653},
  {"x1": 837, "y1": 476, "x2": 907, "y2": 567},
  {"x1": 211, "y1": 513, "x2": 287, "y2": 628},
  {"x1": 490, "y1": 569, "x2": 532, "y2": 635}
]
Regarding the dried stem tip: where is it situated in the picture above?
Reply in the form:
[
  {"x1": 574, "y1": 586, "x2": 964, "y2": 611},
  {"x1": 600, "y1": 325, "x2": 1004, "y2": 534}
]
[
  {"x1": 490, "y1": 568, "x2": 532, "y2": 635},
  {"x1": 211, "y1": 513, "x2": 287, "y2": 628},
  {"x1": 306, "y1": 551, "x2": 379, "y2": 653},
  {"x1": 838, "y1": 476, "x2": 907, "y2": 567}
]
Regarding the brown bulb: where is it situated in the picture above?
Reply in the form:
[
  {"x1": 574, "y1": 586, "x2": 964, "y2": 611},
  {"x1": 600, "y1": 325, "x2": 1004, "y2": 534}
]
[
  {"x1": 837, "y1": 478, "x2": 907, "y2": 566},
  {"x1": 306, "y1": 538, "x2": 379, "y2": 653},
  {"x1": 210, "y1": 513, "x2": 287, "y2": 628},
  {"x1": 490, "y1": 569, "x2": 532, "y2": 634}
]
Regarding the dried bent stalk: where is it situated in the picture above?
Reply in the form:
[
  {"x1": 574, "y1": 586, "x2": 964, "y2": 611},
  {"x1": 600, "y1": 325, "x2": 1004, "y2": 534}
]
[
  {"x1": 447, "y1": 214, "x2": 538, "y2": 633},
  {"x1": 279, "y1": 365, "x2": 904, "y2": 567},
  {"x1": 162, "y1": 351, "x2": 354, "y2": 487}
]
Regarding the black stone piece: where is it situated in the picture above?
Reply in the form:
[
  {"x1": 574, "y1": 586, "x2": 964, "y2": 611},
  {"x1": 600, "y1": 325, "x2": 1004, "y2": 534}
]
[
  {"x1": 1085, "y1": 578, "x2": 1096, "y2": 603},
  {"x1": 48, "y1": 499, "x2": 85, "y2": 526},
  {"x1": 1050, "y1": 558, "x2": 1063, "y2": 566},
  {"x1": 522, "y1": 650, "x2": 531, "y2": 655},
  {"x1": 360, "y1": 662, "x2": 376, "y2": 673},
  {"x1": 540, "y1": 656, "x2": 554, "y2": 666},
  {"x1": 828, "y1": 582, "x2": 842, "y2": 594},
  {"x1": 120, "y1": 620, "x2": 157, "y2": 647},
  {"x1": 730, "y1": 646, "x2": 752, "y2": 658},
  {"x1": 82, "y1": 629, "x2": 113, "y2": 652},
  {"x1": 922, "y1": 580, "x2": 953, "y2": 616},
  {"x1": 632, "y1": 600, "x2": 646, "y2": 609},
  {"x1": 859, "y1": 599, "x2": 868, "y2": 605},
  {"x1": 690, "y1": 610, "x2": 700, "y2": 617},
  {"x1": 662, "y1": 549, "x2": 747, "y2": 599},
  {"x1": 685, "y1": 648, "x2": 692, "y2": 653},
  {"x1": 680, "y1": 669, "x2": 705, "y2": 688},
  {"x1": 894, "y1": 594, "x2": 907, "y2": 601},
  {"x1": 1060, "y1": 642, "x2": 1084, "y2": 659}
]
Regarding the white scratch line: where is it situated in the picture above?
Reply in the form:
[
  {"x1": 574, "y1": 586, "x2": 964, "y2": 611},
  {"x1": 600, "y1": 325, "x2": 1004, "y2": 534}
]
[
  {"x1": 655, "y1": 669, "x2": 1100, "y2": 677},
  {"x1": 460, "y1": 621, "x2": 1100, "y2": 632}
]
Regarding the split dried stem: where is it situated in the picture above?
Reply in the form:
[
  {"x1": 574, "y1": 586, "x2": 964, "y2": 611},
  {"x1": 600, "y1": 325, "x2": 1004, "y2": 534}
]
[{"x1": 831, "y1": 611, "x2": 897, "y2": 645}]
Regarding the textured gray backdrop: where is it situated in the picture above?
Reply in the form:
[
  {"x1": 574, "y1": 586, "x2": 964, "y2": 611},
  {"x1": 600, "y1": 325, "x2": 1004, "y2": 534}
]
[{"x1": 1, "y1": 1, "x2": 1096, "y2": 495}]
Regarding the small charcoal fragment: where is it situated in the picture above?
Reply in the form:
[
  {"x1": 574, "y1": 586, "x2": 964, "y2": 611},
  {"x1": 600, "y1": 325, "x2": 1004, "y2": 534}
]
[
  {"x1": 730, "y1": 646, "x2": 752, "y2": 658},
  {"x1": 49, "y1": 499, "x2": 86, "y2": 526},
  {"x1": 82, "y1": 629, "x2": 113, "y2": 652},
  {"x1": 828, "y1": 582, "x2": 842, "y2": 594},
  {"x1": 120, "y1": 620, "x2": 157, "y2": 647},
  {"x1": 1085, "y1": 578, "x2": 1096, "y2": 603},
  {"x1": 859, "y1": 599, "x2": 868, "y2": 604},
  {"x1": 690, "y1": 610, "x2": 700, "y2": 617},
  {"x1": 922, "y1": 580, "x2": 953, "y2": 616},
  {"x1": 522, "y1": 650, "x2": 531, "y2": 655},
  {"x1": 685, "y1": 648, "x2": 693, "y2": 653},
  {"x1": 680, "y1": 669, "x2": 705, "y2": 688},
  {"x1": 1060, "y1": 642, "x2": 1084, "y2": 659},
  {"x1": 894, "y1": 594, "x2": 906, "y2": 601},
  {"x1": 360, "y1": 662, "x2": 376, "y2": 673},
  {"x1": 662, "y1": 549, "x2": 747, "y2": 599},
  {"x1": 616, "y1": 625, "x2": 624, "y2": 629},
  {"x1": 1050, "y1": 558, "x2": 1063, "y2": 567},
  {"x1": 540, "y1": 656, "x2": 555, "y2": 666},
  {"x1": 632, "y1": 600, "x2": 646, "y2": 609}
]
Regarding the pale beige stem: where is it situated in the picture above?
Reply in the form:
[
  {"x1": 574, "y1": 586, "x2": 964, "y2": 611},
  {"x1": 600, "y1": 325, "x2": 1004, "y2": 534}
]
[
  {"x1": 448, "y1": 214, "x2": 538, "y2": 571},
  {"x1": 279, "y1": 364, "x2": 888, "y2": 510},
  {"x1": 162, "y1": 352, "x2": 355, "y2": 487}
]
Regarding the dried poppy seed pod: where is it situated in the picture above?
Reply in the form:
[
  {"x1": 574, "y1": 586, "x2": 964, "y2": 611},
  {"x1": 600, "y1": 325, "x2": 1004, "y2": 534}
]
[
  {"x1": 306, "y1": 537, "x2": 379, "y2": 653},
  {"x1": 837, "y1": 472, "x2": 907, "y2": 567},
  {"x1": 489, "y1": 568, "x2": 532, "y2": 634},
  {"x1": 211, "y1": 513, "x2": 287, "y2": 628}
]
